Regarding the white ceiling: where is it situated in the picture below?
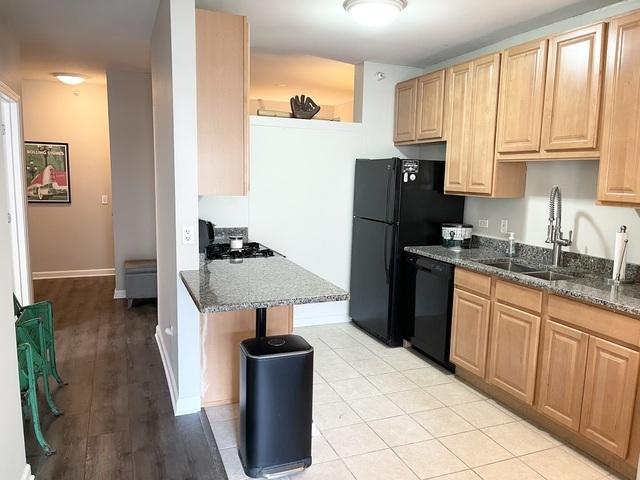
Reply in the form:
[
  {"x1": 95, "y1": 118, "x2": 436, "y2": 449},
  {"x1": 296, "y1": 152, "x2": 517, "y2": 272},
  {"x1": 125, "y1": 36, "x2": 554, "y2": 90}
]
[
  {"x1": 0, "y1": 0, "x2": 620, "y2": 86},
  {"x1": 251, "y1": 53, "x2": 354, "y2": 105},
  {"x1": 198, "y1": 0, "x2": 619, "y2": 67},
  {"x1": 0, "y1": 0, "x2": 160, "y2": 83}
]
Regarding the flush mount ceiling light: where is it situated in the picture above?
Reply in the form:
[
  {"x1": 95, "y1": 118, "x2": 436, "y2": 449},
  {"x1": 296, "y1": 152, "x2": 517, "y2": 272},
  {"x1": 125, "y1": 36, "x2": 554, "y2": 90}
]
[
  {"x1": 52, "y1": 73, "x2": 87, "y2": 85},
  {"x1": 343, "y1": 0, "x2": 407, "y2": 28}
]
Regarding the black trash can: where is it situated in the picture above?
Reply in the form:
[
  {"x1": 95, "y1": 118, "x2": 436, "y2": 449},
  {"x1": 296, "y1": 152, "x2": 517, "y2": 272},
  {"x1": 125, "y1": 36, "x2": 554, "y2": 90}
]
[{"x1": 238, "y1": 334, "x2": 314, "y2": 478}]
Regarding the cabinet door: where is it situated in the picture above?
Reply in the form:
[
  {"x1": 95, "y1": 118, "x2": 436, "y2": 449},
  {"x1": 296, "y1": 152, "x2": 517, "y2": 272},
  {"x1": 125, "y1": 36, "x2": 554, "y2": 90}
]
[
  {"x1": 444, "y1": 62, "x2": 472, "y2": 193},
  {"x1": 541, "y1": 24, "x2": 604, "y2": 151},
  {"x1": 597, "y1": 11, "x2": 640, "y2": 205},
  {"x1": 496, "y1": 40, "x2": 548, "y2": 153},
  {"x1": 466, "y1": 53, "x2": 500, "y2": 195},
  {"x1": 580, "y1": 336, "x2": 640, "y2": 457},
  {"x1": 537, "y1": 320, "x2": 588, "y2": 430},
  {"x1": 394, "y1": 78, "x2": 418, "y2": 143},
  {"x1": 416, "y1": 70, "x2": 446, "y2": 141},
  {"x1": 487, "y1": 303, "x2": 541, "y2": 404},
  {"x1": 450, "y1": 288, "x2": 491, "y2": 377},
  {"x1": 196, "y1": 10, "x2": 249, "y2": 196}
]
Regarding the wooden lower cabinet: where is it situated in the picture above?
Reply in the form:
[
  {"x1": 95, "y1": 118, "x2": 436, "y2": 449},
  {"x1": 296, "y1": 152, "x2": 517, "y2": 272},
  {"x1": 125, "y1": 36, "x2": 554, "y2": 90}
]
[
  {"x1": 450, "y1": 288, "x2": 491, "y2": 377},
  {"x1": 487, "y1": 302, "x2": 540, "y2": 404},
  {"x1": 537, "y1": 320, "x2": 589, "y2": 430},
  {"x1": 580, "y1": 336, "x2": 640, "y2": 457}
]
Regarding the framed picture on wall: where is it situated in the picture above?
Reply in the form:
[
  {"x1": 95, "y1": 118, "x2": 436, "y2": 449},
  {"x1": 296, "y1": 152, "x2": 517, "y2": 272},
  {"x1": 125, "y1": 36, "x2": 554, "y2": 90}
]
[{"x1": 24, "y1": 141, "x2": 71, "y2": 204}]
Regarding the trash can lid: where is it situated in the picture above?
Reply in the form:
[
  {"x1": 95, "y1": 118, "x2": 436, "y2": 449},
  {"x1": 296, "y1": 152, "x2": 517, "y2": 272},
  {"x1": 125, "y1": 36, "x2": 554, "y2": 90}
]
[{"x1": 241, "y1": 334, "x2": 312, "y2": 358}]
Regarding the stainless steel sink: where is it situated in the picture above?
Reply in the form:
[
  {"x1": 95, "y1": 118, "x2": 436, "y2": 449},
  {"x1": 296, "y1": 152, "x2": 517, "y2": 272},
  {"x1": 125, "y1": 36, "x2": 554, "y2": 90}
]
[
  {"x1": 479, "y1": 260, "x2": 540, "y2": 273},
  {"x1": 524, "y1": 271, "x2": 575, "y2": 281}
]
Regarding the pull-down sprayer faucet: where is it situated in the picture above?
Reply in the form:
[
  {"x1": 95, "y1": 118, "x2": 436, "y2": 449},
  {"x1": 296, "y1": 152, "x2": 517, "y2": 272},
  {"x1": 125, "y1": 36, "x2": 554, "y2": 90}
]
[{"x1": 546, "y1": 186, "x2": 573, "y2": 267}]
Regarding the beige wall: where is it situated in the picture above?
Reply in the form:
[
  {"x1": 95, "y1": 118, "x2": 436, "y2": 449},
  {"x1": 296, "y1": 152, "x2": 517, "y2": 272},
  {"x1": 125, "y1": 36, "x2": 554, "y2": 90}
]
[
  {"x1": 0, "y1": 20, "x2": 21, "y2": 93},
  {"x1": 107, "y1": 70, "x2": 156, "y2": 292},
  {"x1": 22, "y1": 80, "x2": 114, "y2": 274}
]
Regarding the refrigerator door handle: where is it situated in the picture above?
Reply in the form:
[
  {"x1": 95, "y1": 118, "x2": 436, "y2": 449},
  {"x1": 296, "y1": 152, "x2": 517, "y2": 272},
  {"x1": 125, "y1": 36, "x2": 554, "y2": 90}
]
[
  {"x1": 384, "y1": 163, "x2": 393, "y2": 223},
  {"x1": 383, "y1": 223, "x2": 393, "y2": 284}
]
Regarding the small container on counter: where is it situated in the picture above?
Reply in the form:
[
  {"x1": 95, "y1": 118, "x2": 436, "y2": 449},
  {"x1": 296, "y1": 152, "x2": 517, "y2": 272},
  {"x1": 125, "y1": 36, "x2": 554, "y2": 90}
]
[
  {"x1": 442, "y1": 223, "x2": 473, "y2": 251},
  {"x1": 229, "y1": 235, "x2": 244, "y2": 250}
]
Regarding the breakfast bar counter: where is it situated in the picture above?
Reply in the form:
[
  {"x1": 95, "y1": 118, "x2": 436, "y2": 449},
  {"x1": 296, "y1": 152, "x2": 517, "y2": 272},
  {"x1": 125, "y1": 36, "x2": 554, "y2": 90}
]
[{"x1": 180, "y1": 256, "x2": 349, "y2": 314}]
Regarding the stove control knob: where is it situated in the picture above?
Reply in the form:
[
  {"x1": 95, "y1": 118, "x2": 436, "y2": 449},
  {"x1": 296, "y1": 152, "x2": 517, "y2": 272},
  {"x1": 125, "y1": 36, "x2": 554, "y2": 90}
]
[{"x1": 409, "y1": 174, "x2": 416, "y2": 181}]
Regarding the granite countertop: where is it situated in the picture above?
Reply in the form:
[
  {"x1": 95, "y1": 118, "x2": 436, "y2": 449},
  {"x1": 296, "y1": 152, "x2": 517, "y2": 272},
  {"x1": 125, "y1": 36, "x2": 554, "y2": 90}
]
[
  {"x1": 181, "y1": 256, "x2": 350, "y2": 314},
  {"x1": 405, "y1": 245, "x2": 640, "y2": 318}
]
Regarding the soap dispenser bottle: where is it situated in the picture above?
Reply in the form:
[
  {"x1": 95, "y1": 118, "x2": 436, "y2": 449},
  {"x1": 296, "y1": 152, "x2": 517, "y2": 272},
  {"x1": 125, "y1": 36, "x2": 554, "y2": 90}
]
[{"x1": 507, "y1": 232, "x2": 517, "y2": 257}]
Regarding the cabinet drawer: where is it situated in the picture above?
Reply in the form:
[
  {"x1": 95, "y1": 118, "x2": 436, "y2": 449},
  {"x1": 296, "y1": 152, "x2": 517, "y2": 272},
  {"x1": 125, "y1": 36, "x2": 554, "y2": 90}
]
[
  {"x1": 454, "y1": 268, "x2": 491, "y2": 297},
  {"x1": 495, "y1": 280, "x2": 543, "y2": 313},
  {"x1": 548, "y1": 295, "x2": 640, "y2": 348}
]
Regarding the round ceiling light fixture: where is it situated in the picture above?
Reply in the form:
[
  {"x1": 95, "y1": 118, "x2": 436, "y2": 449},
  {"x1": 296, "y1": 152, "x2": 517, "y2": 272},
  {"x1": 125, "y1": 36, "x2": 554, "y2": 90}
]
[
  {"x1": 52, "y1": 73, "x2": 87, "y2": 85},
  {"x1": 343, "y1": 0, "x2": 407, "y2": 28}
]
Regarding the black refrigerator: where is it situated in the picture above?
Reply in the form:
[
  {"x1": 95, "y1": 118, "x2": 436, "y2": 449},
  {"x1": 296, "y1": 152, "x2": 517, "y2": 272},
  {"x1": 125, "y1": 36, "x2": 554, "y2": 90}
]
[{"x1": 349, "y1": 158, "x2": 464, "y2": 346}]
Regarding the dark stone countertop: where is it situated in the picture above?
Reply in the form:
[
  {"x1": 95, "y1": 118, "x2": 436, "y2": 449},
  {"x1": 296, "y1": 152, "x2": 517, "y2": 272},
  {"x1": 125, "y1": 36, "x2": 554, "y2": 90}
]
[
  {"x1": 181, "y1": 256, "x2": 349, "y2": 314},
  {"x1": 405, "y1": 245, "x2": 640, "y2": 318}
]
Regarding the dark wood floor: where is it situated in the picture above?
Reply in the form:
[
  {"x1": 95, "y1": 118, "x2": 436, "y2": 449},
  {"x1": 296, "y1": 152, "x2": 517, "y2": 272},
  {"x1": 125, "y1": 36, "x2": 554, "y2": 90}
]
[{"x1": 25, "y1": 276, "x2": 227, "y2": 480}]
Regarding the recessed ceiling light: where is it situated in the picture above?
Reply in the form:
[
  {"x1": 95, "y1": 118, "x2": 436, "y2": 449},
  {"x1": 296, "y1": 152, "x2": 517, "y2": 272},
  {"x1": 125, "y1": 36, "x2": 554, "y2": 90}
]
[
  {"x1": 343, "y1": 0, "x2": 407, "y2": 28},
  {"x1": 52, "y1": 73, "x2": 87, "y2": 85}
]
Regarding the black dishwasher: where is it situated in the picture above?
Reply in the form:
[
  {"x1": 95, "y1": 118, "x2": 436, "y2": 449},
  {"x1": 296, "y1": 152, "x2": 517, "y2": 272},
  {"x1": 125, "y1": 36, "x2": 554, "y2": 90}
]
[{"x1": 405, "y1": 254, "x2": 455, "y2": 372}]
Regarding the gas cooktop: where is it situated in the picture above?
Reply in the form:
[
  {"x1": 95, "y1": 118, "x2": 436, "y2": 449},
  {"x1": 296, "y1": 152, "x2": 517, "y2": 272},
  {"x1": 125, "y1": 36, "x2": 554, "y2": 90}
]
[{"x1": 206, "y1": 242, "x2": 275, "y2": 260}]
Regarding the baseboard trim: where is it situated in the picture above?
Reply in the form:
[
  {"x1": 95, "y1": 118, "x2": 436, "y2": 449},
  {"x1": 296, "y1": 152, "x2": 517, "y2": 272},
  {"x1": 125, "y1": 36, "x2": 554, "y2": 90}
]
[
  {"x1": 155, "y1": 325, "x2": 201, "y2": 416},
  {"x1": 20, "y1": 464, "x2": 34, "y2": 480},
  {"x1": 294, "y1": 314, "x2": 350, "y2": 327},
  {"x1": 113, "y1": 289, "x2": 127, "y2": 299},
  {"x1": 32, "y1": 268, "x2": 116, "y2": 280}
]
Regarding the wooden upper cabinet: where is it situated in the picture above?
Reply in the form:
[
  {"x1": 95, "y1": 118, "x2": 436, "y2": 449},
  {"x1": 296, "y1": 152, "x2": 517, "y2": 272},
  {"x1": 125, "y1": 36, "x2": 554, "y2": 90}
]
[
  {"x1": 394, "y1": 78, "x2": 418, "y2": 143},
  {"x1": 487, "y1": 302, "x2": 541, "y2": 404},
  {"x1": 416, "y1": 70, "x2": 446, "y2": 141},
  {"x1": 444, "y1": 62, "x2": 472, "y2": 192},
  {"x1": 580, "y1": 336, "x2": 640, "y2": 457},
  {"x1": 450, "y1": 287, "x2": 491, "y2": 377},
  {"x1": 598, "y1": 11, "x2": 640, "y2": 205},
  {"x1": 541, "y1": 23, "x2": 604, "y2": 152},
  {"x1": 196, "y1": 9, "x2": 249, "y2": 196},
  {"x1": 537, "y1": 320, "x2": 589, "y2": 431},
  {"x1": 466, "y1": 54, "x2": 500, "y2": 194},
  {"x1": 496, "y1": 40, "x2": 548, "y2": 154}
]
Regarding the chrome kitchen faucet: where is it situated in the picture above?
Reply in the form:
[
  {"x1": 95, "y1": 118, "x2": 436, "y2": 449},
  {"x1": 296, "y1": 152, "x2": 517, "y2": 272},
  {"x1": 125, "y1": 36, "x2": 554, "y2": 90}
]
[{"x1": 546, "y1": 185, "x2": 573, "y2": 267}]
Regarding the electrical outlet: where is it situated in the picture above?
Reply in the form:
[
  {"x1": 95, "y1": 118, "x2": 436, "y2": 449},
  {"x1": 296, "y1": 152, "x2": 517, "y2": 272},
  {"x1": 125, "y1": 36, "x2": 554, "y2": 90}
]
[
  {"x1": 101, "y1": 194, "x2": 109, "y2": 205},
  {"x1": 182, "y1": 226, "x2": 195, "y2": 245},
  {"x1": 500, "y1": 219, "x2": 509, "y2": 234},
  {"x1": 478, "y1": 219, "x2": 489, "y2": 228}
]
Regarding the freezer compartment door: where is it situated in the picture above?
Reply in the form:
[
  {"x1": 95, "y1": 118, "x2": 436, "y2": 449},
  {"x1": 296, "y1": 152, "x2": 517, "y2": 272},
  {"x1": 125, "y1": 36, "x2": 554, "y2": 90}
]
[
  {"x1": 353, "y1": 158, "x2": 397, "y2": 223},
  {"x1": 349, "y1": 217, "x2": 395, "y2": 342}
]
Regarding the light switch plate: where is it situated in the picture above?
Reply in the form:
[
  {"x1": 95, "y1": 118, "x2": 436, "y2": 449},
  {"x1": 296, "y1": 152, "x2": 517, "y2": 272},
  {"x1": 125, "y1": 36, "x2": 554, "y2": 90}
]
[
  {"x1": 101, "y1": 194, "x2": 109, "y2": 205},
  {"x1": 478, "y1": 219, "x2": 489, "y2": 228},
  {"x1": 500, "y1": 219, "x2": 509, "y2": 234}
]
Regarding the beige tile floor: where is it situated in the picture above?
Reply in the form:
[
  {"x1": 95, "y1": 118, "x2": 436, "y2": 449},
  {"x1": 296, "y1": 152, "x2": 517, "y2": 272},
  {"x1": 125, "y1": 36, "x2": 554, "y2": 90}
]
[{"x1": 206, "y1": 322, "x2": 628, "y2": 480}]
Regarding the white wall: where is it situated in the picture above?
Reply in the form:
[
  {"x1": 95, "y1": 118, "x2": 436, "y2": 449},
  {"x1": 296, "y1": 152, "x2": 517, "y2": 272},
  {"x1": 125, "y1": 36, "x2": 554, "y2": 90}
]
[
  {"x1": 422, "y1": 0, "x2": 640, "y2": 265},
  {"x1": 107, "y1": 70, "x2": 157, "y2": 292},
  {"x1": 151, "y1": 0, "x2": 200, "y2": 415},
  {"x1": 464, "y1": 162, "x2": 640, "y2": 263},
  {"x1": 199, "y1": 196, "x2": 249, "y2": 227},
  {"x1": 0, "y1": 22, "x2": 32, "y2": 480},
  {"x1": 249, "y1": 116, "x2": 363, "y2": 325},
  {"x1": 355, "y1": 61, "x2": 423, "y2": 159}
]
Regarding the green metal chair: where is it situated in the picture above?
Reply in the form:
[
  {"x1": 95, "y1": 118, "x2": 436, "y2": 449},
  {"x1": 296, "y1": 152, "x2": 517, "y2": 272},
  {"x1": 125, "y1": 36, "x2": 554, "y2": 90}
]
[
  {"x1": 17, "y1": 343, "x2": 56, "y2": 455},
  {"x1": 14, "y1": 295, "x2": 64, "y2": 386},
  {"x1": 15, "y1": 316, "x2": 63, "y2": 419}
]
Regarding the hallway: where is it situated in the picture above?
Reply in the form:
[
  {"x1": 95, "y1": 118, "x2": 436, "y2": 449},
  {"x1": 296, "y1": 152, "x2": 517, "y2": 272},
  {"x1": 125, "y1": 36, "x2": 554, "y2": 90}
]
[{"x1": 24, "y1": 276, "x2": 226, "y2": 479}]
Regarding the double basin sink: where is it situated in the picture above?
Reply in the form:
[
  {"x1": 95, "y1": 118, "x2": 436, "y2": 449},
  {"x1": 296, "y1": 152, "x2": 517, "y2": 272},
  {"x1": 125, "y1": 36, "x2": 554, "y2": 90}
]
[{"x1": 479, "y1": 259, "x2": 578, "y2": 282}]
